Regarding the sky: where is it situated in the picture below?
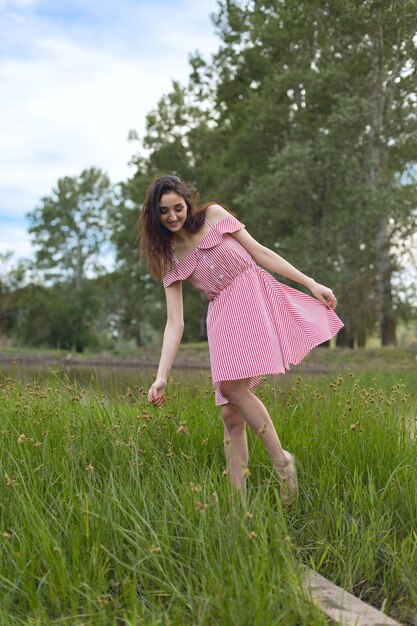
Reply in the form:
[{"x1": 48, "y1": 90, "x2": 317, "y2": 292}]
[{"x1": 0, "y1": 0, "x2": 220, "y2": 261}]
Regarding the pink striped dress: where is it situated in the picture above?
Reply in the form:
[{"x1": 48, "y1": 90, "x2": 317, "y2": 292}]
[{"x1": 163, "y1": 215, "x2": 344, "y2": 405}]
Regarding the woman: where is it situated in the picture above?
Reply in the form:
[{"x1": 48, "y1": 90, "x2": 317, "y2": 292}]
[{"x1": 140, "y1": 175, "x2": 343, "y2": 502}]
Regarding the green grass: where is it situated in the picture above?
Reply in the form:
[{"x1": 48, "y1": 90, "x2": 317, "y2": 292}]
[{"x1": 0, "y1": 369, "x2": 416, "y2": 625}]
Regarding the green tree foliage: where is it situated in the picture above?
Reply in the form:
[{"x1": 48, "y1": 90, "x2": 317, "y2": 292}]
[
  {"x1": 124, "y1": 0, "x2": 417, "y2": 346},
  {"x1": 0, "y1": 253, "x2": 29, "y2": 340},
  {"x1": 107, "y1": 187, "x2": 167, "y2": 346},
  {"x1": 10, "y1": 2, "x2": 413, "y2": 350},
  {"x1": 27, "y1": 168, "x2": 115, "y2": 289},
  {"x1": 109, "y1": 189, "x2": 210, "y2": 344},
  {"x1": 24, "y1": 168, "x2": 118, "y2": 351},
  {"x1": 11, "y1": 281, "x2": 102, "y2": 351},
  {"x1": 116, "y1": 122, "x2": 212, "y2": 343}
]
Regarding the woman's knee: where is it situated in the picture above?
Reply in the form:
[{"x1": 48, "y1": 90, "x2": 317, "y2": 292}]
[{"x1": 221, "y1": 403, "x2": 245, "y2": 432}]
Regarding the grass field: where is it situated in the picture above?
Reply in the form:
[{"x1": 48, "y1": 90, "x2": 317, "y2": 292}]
[{"x1": 1, "y1": 364, "x2": 417, "y2": 625}]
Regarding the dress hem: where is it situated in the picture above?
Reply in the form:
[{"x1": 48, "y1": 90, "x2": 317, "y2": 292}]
[{"x1": 213, "y1": 325, "x2": 343, "y2": 406}]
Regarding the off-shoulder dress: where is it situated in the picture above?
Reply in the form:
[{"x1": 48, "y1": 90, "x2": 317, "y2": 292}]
[{"x1": 163, "y1": 215, "x2": 344, "y2": 406}]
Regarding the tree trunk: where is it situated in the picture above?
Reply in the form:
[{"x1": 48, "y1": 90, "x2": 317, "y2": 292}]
[
  {"x1": 381, "y1": 309, "x2": 396, "y2": 346},
  {"x1": 356, "y1": 329, "x2": 366, "y2": 348},
  {"x1": 375, "y1": 217, "x2": 397, "y2": 345},
  {"x1": 134, "y1": 322, "x2": 142, "y2": 348},
  {"x1": 336, "y1": 327, "x2": 354, "y2": 348},
  {"x1": 75, "y1": 239, "x2": 85, "y2": 291},
  {"x1": 370, "y1": 17, "x2": 397, "y2": 346},
  {"x1": 199, "y1": 313, "x2": 208, "y2": 341}
]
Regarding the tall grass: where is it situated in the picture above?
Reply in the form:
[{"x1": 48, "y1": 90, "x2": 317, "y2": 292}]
[{"x1": 0, "y1": 368, "x2": 416, "y2": 625}]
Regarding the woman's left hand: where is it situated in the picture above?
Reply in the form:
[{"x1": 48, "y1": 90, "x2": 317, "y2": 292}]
[{"x1": 309, "y1": 281, "x2": 337, "y2": 310}]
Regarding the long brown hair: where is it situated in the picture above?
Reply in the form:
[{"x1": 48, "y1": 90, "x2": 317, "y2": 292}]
[{"x1": 139, "y1": 175, "x2": 207, "y2": 279}]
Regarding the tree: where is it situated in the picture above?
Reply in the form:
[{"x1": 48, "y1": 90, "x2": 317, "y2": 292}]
[
  {"x1": 117, "y1": 85, "x2": 218, "y2": 344},
  {"x1": 12, "y1": 282, "x2": 102, "y2": 350},
  {"x1": 109, "y1": 187, "x2": 210, "y2": 345},
  {"x1": 25, "y1": 168, "x2": 118, "y2": 351},
  {"x1": 27, "y1": 168, "x2": 115, "y2": 289},
  {"x1": 125, "y1": 0, "x2": 417, "y2": 347},
  {"x1": 107, "y1": 189, "x2": 163, "y2": 347},
  {"x1": 189, "y1": 0, "x2": 417, "y2": 345},
  {"x1": 0, "y1": 252, "x2": 29, "y2": 340}
]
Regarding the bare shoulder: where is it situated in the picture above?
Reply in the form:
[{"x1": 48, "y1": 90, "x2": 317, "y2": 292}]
[{"x1": 205, "y1": 203, "x2": 232, "y2": 225}]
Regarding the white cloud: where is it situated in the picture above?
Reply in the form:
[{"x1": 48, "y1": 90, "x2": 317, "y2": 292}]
[
  {"x1": 1, "y1": 37, "x2": 177, "y2": 188},
  {"x1": 0, "y1": 224, "x2": 32, "y2": 259},
  {"x1": 0, "y1": 0, "x2": 35, "y2": 9},
  {"x1": 0, "y1": 0, "x2": 220, "y2": 258}
]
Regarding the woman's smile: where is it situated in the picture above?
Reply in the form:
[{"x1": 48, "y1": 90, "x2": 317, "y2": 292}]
[{"x1": 159, "y1": 191, "x2": 187, "y2": 232}]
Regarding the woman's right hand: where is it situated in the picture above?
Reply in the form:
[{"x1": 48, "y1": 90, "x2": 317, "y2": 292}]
[{"x1": 148, "y1": 377, "x2": 167, "y2": 407}]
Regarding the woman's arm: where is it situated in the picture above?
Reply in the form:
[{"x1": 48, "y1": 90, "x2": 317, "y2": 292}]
[
  {"x1": 206, "y1": 204, "x2": 336, "y2": 308},
  {"x1": 233, "y1": 228, "x2": 337, "y2": 309},
  {"x1": 148, "y1": 281, "x2": 184, "y2": 406}
]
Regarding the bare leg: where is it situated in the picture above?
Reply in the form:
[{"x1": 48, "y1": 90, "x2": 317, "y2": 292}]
[
  {"x1": 221, "y1": 403, "x2": 249, "y2": 491},
  {"x1": 219, "y1": 379, "x2": 297, "y2": 499}
]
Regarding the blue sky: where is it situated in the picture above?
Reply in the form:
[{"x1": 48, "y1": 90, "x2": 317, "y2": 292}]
[{"x1": 0, "y1": 0, "x2": 220, "y2": 260}]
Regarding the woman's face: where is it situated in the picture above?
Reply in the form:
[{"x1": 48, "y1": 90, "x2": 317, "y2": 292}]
[{"x1": 159, "y1": 191, "x2": 188, "y2": 233}]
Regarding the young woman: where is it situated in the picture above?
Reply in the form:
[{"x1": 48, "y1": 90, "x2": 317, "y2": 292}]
[{"x1": 140, "y1": 175, "x2": 343, "y2": 502}]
